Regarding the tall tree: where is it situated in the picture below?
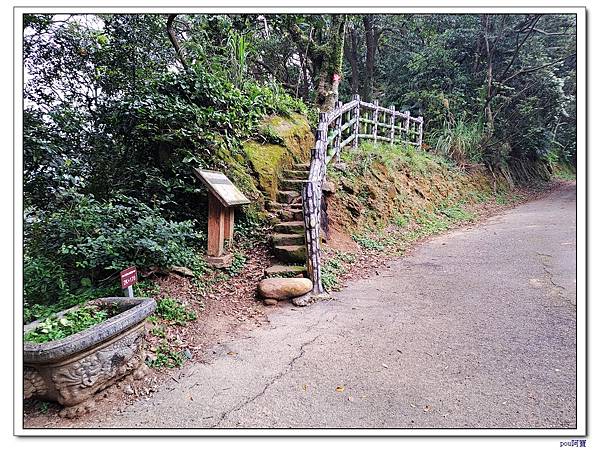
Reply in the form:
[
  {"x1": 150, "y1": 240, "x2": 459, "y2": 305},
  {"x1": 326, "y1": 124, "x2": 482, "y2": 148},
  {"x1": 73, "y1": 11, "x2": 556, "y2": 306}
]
[{"x1": 284, "y1": 14, "x2": 347, "y2": 111}]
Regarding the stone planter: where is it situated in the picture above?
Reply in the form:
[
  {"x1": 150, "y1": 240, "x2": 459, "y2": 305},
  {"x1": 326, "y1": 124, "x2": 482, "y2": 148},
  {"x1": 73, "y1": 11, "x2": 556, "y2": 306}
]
[{"x1": 24, "y1": 297, "x2": 155, "y2": 418}]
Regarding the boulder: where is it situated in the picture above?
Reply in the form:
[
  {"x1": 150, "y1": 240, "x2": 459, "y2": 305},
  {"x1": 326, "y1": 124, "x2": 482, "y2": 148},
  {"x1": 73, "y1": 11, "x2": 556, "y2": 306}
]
[{"x1": 258, "y1": 277, "x2": 312, "y2": 300}]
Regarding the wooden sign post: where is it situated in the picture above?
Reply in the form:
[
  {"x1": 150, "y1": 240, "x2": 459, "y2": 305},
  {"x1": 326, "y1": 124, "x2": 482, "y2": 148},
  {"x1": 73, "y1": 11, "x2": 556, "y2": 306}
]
[{"x1": 194, "y1": 169, "x2": 250, "y2": 268}]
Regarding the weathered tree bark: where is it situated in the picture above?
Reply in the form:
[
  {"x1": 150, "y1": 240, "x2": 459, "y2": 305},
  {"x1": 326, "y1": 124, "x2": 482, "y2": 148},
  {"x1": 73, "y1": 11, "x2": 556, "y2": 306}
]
[
  {"x1": 286, "y1": 15, "x2": 347, "y2": 112},
  {"x1": 361, "y1": 15, "x2": 384, "y2": 103},
  {"x1": 344, "y1": 26, "x2": 360, "y2": 96}
]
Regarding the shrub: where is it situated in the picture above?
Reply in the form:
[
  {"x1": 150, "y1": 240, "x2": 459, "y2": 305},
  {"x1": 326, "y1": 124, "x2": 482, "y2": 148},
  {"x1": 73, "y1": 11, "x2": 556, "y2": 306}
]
[{"x1": 24, "y1": 192, "x2": 206, "y2": 315}]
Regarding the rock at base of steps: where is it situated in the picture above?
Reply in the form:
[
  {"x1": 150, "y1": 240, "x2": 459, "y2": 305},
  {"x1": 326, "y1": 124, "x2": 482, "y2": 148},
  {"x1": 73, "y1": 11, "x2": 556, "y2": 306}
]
[
  {"x1": 264, "y1": 264, "x2": 306, "y2": 278},
  {"x1": 257, "y1": 277, "x2": 313, "y2": 300},
  {"x1": 291, "y1": 292, "x2": 333, "y2": 307},
  {"x1": 273, "y1": 244, "x2": 306, "y2": 263},
  {"x1": 263, "y1": 298, "x2": 278, "y2": 306}
]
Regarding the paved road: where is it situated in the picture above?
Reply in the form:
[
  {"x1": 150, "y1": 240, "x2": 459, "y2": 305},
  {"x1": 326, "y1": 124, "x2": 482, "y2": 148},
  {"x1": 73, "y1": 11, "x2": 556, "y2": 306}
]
[{"x1": 92, "y1": 183, "x2": 577, "y2": 429}]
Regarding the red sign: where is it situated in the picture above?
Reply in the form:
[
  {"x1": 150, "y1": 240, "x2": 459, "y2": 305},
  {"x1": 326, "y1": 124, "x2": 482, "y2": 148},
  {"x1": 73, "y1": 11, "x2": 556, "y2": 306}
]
[
  {"x1": 120, "y1": 267, "x2": 138, "y2": 289},
  {"x1": 333, "y1": 73, "x2": 341, "y2": 82}
]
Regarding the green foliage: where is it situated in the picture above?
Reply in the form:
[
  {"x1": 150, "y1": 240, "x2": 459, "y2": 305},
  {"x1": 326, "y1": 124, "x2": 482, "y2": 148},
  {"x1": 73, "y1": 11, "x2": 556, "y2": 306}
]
[
  {"x1": 429, "y1": 119, "x2": 484, "y2": 164},
  {"x1": 154, "y1": 298, "x2": 197, "y2": 326},
  {"x1": 352, "y1": 233, "x2": 386, "y2": 251},
  {"x1": 439, "y1": 204, "x2": 475, "y2": 222},
  {"x1": 135, "y1": 279, "x2": 161, "y2": 298},
  {"x1": 147, "y1": 340, "x2": 186, "y2": 369},
  {"x1": 225, "y1": 252, "x2": 247, "y2": 276},
  {"x1": 150, "y1": 325, "x2": 166, "y2": 338},
  {"x1": 37, "y1": 401, "x2": 51, "y2": 414},
  {"x1": 24, "y1": 192, "x2": 205, "y2": 312},
  {"x1": 24, "y1": 304, "x2": 117, "y2": 343},
  {"x1": 321, "y1": 250, "x2": 356, "y2": 291},
  {"x1": 552, "y1": 164, "x2": 576, "y2": 181}
]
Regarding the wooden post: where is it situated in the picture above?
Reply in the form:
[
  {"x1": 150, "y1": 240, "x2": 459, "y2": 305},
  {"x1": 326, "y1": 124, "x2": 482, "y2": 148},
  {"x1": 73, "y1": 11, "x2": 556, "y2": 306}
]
[
  {"x1": 334, "y1": 100, "x2": 343, "y2": 162},
  {"x1": 373, "y1": 100, "x2": 379, "y2": 142},
  {"x1": 417, "y1": 117, "x2": 423, "y2": 148},
  {"x1": 390, "y1": 105, "x2": 396, "y2": 145},
  {"x1": 352, "y1": 94, "x2": 360, "y2": 148},
  {"x1": 207, "y1": 193, "x2": 225, "y2": 257},
  {"x1": 404, "y1": 110, "x2": 411, "y2": 143},
  {"x1": 223, "y1": 207, "x2": 234, "y2": 249}
]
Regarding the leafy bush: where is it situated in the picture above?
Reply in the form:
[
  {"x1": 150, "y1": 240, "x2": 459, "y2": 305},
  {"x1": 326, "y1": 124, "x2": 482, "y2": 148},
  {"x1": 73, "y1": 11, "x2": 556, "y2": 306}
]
[{"x1": 24, "y1": 192, "x2": 205, "y2": 314}]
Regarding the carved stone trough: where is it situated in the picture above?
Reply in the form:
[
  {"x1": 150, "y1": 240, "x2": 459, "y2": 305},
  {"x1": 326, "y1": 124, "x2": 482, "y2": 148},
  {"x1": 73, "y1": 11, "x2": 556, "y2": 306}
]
[{"x1": 24, "y1": 297, "x2": 156, "y2": 418}]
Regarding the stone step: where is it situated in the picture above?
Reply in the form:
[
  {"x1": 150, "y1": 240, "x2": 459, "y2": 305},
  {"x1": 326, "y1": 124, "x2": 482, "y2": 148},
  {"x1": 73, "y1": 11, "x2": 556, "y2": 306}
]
[
  {"x1": 273, "y1": 245, "x2": 306, "y2": 263},
  {"x1": 272, "y1": 233, "x2": 305, "y2": 246},
  {"x1": 277, "y1": 208, "x2": 304, "y2": 222},
  {"x1": 279, "y1": 179, "x2": 306, "y2": 192},
  {"x1": 264, "y1": 264, "x2": 307, "y2": 278},
  {"x1": 293, "y1": 162, "x2": 310, "y2": 170},
  {"x1": 283, "y1": 169, "x2": 310, "y2": 180},
  {"x1": 273, "y1": 221, "x2": 305, "y2": 234},
  {"x1": 265, "y1": 200, "x2": 284, "y2": 212},
  {"x1": 277, "y1": 190, "x2": 301, "y2": 204}
]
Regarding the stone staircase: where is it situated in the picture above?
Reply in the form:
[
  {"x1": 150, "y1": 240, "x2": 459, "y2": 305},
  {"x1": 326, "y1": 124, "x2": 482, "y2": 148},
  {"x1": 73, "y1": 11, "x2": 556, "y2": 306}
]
[{"x1": 264, "y1": 163, "x2": 310, "y2": 278}]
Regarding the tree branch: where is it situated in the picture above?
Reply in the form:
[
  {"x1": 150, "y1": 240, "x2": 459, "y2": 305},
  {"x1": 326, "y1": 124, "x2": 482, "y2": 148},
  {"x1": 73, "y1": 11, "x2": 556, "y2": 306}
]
[
  {"x1": 166, "y1": 14, "x2": 188, "y2": 71},
  {"x1": 502, "y1": 54, "x2": 574, "y2": 85}
]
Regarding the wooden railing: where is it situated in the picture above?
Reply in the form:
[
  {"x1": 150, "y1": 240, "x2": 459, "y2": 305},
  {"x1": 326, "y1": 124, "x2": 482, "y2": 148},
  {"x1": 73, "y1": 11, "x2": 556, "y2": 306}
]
[{"x1": 302, "y1": 95, "x2": 424, "y2": 295}]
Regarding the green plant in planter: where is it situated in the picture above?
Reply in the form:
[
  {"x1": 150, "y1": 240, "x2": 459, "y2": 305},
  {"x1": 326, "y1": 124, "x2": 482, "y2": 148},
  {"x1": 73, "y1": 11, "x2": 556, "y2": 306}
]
[{"x1": 24, "y1": 304, "x2": 118, "y2": 344}]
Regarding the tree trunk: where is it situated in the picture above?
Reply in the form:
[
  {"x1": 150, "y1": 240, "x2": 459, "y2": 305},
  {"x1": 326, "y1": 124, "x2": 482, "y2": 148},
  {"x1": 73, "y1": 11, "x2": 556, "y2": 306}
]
[
  {"x1": 344, "y1": 26, "x2": 360, "y2": 96},
  {"x1": 314, "y1": 15, "x2": 347, "y2": 112},
  {"x1": 362, "y1": 15, "x2": 376, "y2": 102}
]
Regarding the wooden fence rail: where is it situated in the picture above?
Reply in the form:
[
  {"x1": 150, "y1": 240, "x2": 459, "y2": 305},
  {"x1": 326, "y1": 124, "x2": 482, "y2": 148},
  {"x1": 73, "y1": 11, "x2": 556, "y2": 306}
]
[{"x1": 302, "y1": 95, "x2": 424, "y2": 295}]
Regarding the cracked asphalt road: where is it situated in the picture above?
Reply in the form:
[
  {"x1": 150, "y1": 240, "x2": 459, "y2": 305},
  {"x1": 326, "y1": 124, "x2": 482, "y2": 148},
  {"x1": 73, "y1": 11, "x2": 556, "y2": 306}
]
[{"x1": 90, "y1": 183, "x2": 576, "y2": 429}]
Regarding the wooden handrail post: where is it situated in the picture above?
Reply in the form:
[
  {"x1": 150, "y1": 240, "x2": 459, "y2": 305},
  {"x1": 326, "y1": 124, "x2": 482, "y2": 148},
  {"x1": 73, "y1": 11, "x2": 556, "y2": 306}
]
[
  {"x1": 334, "y1": 100, "x2": 343, "y2": 162},
  {"x1": 417, "y1": 116, "x2": 423, "y2": 148},
  {"x1": 390, "y1": 105, "x2": 396, "y2": 145},
  {"x1": 373, "y1": 100, "x2": 379, "y2": 143},
  {"x1": 404, "y1": 110, "x2": 410, "y2": 143},
  {"x1": 352, "y1": 94, "x2": 360, "y2": 148},
  {"x1": 318, "y1": 112, "x2": 328, "y2": 144}
]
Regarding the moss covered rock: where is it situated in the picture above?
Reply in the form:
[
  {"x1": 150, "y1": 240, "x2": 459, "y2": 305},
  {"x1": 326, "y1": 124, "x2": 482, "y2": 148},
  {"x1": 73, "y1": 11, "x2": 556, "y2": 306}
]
[{"x1": 243, "y1": 113, "x2": 314, "y2": 201}]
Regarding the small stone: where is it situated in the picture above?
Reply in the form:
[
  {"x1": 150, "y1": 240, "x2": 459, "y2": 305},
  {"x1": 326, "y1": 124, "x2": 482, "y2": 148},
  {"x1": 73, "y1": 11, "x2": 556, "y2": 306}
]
[
  {"x1": 257, "y1": 277, "x2": 312, "y2": 300},
  {"x1": 183, "y1": 349, "x2": 192, "y2": 359},
  {"x1": 263, "y1": 298, "x2": 278, "y2": 306},
  {"x1": 322, "y1": 180, "x2": 336, "y2": 194},
  {"x1": 170, "y1": 266, "x2": 194, "y2": 277},
  {"x1": 291, "y1": 293, "x2": 311, "y2": 307},
  {"x1": 123, "y1": 385, "x2": 134, "y2": 395}
]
